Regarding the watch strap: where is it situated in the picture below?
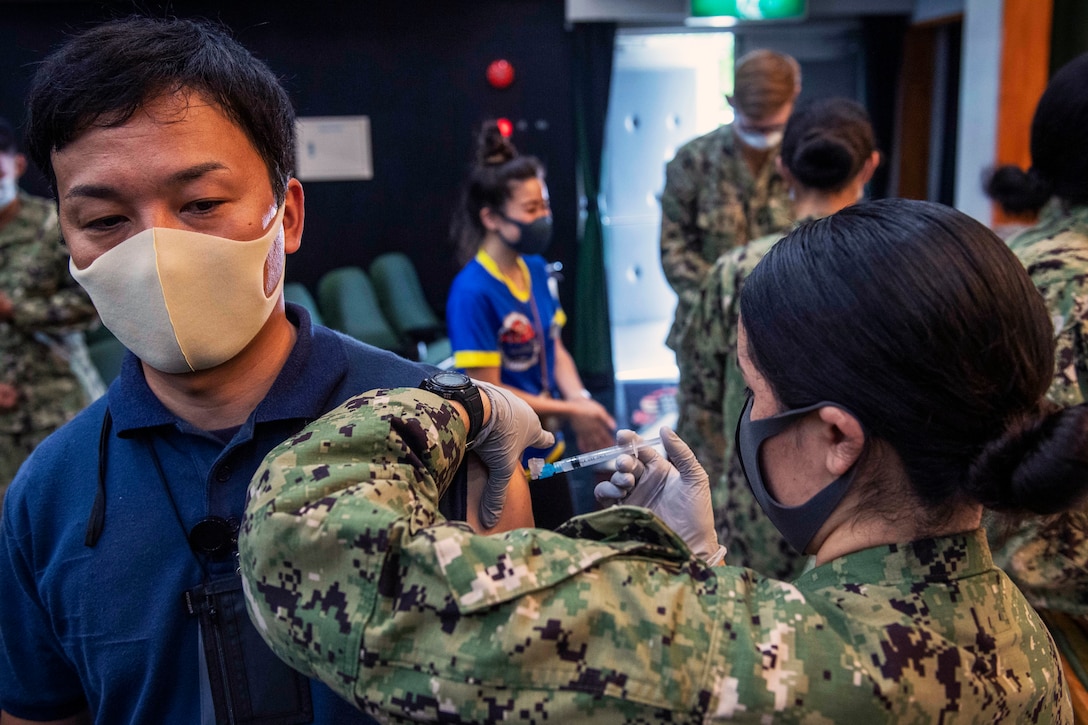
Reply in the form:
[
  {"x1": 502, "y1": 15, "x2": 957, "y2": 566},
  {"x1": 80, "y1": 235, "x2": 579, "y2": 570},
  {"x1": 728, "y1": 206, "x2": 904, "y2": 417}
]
[{"x1": 419, "y1": 373, "x2": 484, "y2": 445}]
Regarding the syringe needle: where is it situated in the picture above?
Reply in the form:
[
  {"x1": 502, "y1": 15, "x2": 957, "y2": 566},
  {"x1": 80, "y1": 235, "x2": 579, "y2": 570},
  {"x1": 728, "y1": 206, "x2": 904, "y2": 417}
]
[{"x1": 528, "y1": 436, "x2": 662, "y2": 480}]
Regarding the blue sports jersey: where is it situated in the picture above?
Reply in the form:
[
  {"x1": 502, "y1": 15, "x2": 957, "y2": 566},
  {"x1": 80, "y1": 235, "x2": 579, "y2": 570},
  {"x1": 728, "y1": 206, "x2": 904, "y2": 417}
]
[
  {"x1": 447, "y1": 251, "x2": 566, "y2": 395},
  {"x1": 447, "y1": 250, "x2": 567, "y2": 463}
]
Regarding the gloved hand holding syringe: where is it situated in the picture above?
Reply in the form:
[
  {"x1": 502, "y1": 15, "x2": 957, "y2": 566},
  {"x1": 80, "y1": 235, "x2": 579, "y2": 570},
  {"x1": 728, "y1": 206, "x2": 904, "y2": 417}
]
[{"x1": 528, "y1": 436, "x2": 662, "y2": 480}]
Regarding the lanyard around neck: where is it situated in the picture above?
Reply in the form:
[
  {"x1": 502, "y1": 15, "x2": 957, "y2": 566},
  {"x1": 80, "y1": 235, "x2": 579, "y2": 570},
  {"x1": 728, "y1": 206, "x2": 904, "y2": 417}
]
[{"x1": 85, "y1": 408, "x2": 237, "y2": 579}]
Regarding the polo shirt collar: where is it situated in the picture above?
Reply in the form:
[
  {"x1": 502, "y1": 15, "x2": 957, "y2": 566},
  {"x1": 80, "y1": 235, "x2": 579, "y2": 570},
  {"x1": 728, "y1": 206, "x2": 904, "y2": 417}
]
[{"x1": 107, "y1": 303, "x2": 348, "y2": 436}]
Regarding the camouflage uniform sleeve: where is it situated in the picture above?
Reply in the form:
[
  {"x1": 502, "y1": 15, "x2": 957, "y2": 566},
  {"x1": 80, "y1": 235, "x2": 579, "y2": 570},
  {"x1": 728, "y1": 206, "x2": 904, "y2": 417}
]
[
  {"x1": 678, "y1": 254, "x2": 736, "y2": 421},
  {"x1": 988, "y1": 510, "x2": 1088, "y2": 616},
  {"x1": 675, "y1": 253, "x2": 738, "y2": 496},
  {"x1": 1042, "y1": 269, "x2": 1088, "y2": 407},
  {"x1": 241, "y1": 387, "x2": 735, "y2": 722},
  {"x1": 1007, "y1": 212, "x2": 1088, "y2": 406},
  {"x1": 1072, "y1": 288, "x2": 1088, "y2": 405},
  {"x1": 241, "y1": 388, "x2": 469, "y2": 685},
  {"x1": 659, "y1": 146, "x2": 711, "y2": 311},
  {"x1": 7, "y1": 199, "x2": 98, "y2": 334}
]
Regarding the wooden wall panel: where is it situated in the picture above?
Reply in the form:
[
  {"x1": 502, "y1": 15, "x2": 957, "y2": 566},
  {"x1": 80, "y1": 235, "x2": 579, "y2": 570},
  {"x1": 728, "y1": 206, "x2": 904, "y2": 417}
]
[{"x1": 993, "y1": 0, "x2": 1052, "y2": 225}]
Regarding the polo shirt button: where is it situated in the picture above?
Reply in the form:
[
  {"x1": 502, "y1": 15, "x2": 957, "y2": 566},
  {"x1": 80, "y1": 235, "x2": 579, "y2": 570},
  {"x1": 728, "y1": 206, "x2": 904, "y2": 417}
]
[{"x1": 215, "y1": 465, "x2": 232, "y2": 482}]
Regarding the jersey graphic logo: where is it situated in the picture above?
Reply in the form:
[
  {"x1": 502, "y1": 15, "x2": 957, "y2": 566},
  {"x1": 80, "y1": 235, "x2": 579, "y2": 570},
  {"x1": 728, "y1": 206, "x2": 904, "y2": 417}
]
[{"x1": 499, "y1": 311, "x2": 539, "y2": 372}]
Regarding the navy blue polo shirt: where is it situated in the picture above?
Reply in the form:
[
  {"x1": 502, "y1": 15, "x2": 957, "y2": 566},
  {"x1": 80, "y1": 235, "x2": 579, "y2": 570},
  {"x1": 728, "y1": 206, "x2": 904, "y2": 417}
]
[{"x1": 0, "y1": 304, "x2": 430, "y2": 724}]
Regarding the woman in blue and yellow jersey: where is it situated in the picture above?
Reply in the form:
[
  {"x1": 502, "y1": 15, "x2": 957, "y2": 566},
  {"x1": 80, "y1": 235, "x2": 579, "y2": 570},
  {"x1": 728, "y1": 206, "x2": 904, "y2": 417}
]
[{"x1": 446, "y1": 122, "x2": 615, "y2": 521}]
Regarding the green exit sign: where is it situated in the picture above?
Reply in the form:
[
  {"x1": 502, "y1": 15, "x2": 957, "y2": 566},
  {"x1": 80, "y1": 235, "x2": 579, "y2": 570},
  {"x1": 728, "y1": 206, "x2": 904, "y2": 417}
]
[{"x1": 690, "y1": 0, "x2": 807, "y2": 20}]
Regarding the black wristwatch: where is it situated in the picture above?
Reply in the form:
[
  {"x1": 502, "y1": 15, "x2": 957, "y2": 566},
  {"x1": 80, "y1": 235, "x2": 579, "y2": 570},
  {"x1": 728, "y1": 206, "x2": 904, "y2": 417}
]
[{"x1": 419, "y1": 371, "x2": 485, "y2": 445}]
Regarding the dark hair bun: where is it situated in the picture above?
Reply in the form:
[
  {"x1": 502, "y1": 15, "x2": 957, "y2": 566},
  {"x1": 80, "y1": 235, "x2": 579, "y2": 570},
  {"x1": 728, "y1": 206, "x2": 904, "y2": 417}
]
[
  {"x1": 780, "y1": 98, "x2": 875, "y2": 192},
  {"x1": 983, "y1": 165, "x2": 1053, "y2": 215},
  {"x1": 476, "y1": 121, "x2": 518, "y2": 166},
  {"x1": 789, "y1": 133, "x2": 857, "y2": 190},
  {"x1": 968, "y1": 404, "x2": 1088, "y2": 515}
]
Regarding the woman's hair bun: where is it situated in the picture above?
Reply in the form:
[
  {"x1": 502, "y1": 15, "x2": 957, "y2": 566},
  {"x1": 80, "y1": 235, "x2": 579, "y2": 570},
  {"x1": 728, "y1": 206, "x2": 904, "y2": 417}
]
[
  {"x1": 789, "y1": 132, "x2": 856, "y2": 190},
  {"x1": 983, "y1": 164, "x2": 1053, "y2": 215},
  {"x1": 968, "y1": 404, "x2": 1088, "y2": 515},
  {"x1": 476, "y1": 121, "x2": 518, "y2": 166},
  {"x1": 779, "y1": 97, "x2": 874, "y2": 192}
]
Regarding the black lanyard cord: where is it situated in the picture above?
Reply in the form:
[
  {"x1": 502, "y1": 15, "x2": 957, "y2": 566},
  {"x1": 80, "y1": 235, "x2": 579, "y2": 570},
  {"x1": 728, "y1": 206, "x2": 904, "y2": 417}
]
[
  {"x1": 84, "y1": 408, "x2": 230, "y2": 577},
  {"x1": 83, "y1": 408, "x2": 112, "y2": 547}
]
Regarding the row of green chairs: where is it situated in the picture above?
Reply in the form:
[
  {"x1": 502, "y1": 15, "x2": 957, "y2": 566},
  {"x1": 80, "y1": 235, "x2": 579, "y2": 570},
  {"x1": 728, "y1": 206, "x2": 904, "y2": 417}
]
[{"x1": 299, "y1": 253, "x2": 452, "y2": 367}]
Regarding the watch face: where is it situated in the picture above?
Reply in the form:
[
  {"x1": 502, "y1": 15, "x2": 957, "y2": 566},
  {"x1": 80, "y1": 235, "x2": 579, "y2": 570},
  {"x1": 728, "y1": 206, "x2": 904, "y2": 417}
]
[{"x1": 431, "y1": 371, "x2": 471, "y2": 388}]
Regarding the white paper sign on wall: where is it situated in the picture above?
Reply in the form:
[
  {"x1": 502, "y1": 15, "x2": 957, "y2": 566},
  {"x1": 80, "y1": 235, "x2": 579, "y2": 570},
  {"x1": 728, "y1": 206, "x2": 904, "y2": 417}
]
[{"x1": 296, "y1": 116, "x2": 373, "y2": 181}]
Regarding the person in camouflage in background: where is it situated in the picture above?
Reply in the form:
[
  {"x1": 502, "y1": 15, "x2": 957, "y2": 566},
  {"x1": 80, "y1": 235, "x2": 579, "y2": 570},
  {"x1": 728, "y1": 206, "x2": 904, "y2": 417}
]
[
  {"x1": 679, "y1": 98, "x2": 879, "y2": 580},
  {"x1": 242, "y1": 199, "x2": 1083, "y2": 723},
  {"x1": 0, "y1": 117, "x2": 99, "y2": 500},
  {"x1": 665, "y1": 49, "x2": 797, "y2": 520},
  {"x1": 984, "y1": 52, "x2": 1088, "y2": 716},
  {"x1": 660, "y1": 49, "x2": 798, "y2": 354}
]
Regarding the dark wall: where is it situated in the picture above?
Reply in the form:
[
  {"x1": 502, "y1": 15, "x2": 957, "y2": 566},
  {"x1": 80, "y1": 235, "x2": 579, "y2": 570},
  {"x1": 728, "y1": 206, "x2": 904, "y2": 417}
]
[
  {"x1": 1052, "y1": 0, "x2": 1088, "y2": 75},
  {"x1": 1, "y1": 0, "x2": 576, "y2": 318}
]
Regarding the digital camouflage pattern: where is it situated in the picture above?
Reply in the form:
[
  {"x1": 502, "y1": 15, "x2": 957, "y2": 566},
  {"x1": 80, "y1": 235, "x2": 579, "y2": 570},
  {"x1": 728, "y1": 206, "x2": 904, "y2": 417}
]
[
  {"x1": 992, "y1": 202, "x2": 1088, "y2": 685},
  {"x1": 0, "y1": 192, "x2": 99, "y2": 495},
  {"x1": 676, "y1": 230, "x2": 807, "y2": 580},
  {"x1": 659, "y1": 124, "x2": 792, "y2": 351},
  {"x1": 987, "y1": 511, "x2": 1088, "y2": 618},
  {"x1": 1006, "y1": 200, "x2": 1088, "y2": 407},
  {"x1": 241, "y1": 387, "x2": 1071, "y2": 724},
  {"x1": 986, "y1": 511, "x2": 1088, "y2": 701}
]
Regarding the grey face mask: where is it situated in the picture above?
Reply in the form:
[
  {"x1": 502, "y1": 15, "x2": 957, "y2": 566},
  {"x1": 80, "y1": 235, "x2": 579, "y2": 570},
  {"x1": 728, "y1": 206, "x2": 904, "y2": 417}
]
[
  {"x1": 498, "y1": 214, "x2": 553, "y2": 255},
  {"x1": 735, "y1": 394, "x2": 862, "y2": 554}
]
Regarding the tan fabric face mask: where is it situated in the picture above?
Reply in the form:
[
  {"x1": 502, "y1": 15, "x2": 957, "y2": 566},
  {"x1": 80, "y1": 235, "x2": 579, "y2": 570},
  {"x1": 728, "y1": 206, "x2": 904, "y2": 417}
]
[{"x1": 71, "y1": 206, "x2": 286, "y2": 374}]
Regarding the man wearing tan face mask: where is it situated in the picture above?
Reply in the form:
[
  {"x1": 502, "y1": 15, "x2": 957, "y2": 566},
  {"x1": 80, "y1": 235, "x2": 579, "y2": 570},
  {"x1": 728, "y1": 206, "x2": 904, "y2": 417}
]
[{"x1": 0, "y1": 15, "x2": 549, "y2": 725}]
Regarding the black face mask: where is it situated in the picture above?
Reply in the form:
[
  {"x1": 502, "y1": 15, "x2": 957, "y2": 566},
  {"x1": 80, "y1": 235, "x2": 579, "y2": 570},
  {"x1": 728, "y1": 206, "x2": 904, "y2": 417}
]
[
  {"x1": 735, "y1": 394, "x2": 862, "y2": 554},
  {"x1": 497, "y1": 214, "x2": 553, "y2": 255}
]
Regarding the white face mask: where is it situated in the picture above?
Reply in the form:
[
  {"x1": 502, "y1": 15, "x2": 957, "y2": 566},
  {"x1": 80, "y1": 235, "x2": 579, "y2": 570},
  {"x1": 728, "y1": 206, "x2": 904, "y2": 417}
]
[
  {"x1": 735, "y1": 128, "x2": 783, "y2": 151},
  {"x1": 70, "y1": 206, "x2": 286, "y2": 373}
]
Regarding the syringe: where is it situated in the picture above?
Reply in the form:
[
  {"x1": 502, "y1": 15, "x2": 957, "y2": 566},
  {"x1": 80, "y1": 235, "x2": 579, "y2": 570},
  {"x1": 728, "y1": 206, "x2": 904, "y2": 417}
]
[{"x1": 528, "y1": 436, "x2": 662, "y2": 480}]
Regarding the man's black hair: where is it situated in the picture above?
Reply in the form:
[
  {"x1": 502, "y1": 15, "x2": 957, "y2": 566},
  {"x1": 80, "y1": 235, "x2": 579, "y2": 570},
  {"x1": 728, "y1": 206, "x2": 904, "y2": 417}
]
[{"x1": 26, "y1": 15, "x2": 296, "y2": 202}]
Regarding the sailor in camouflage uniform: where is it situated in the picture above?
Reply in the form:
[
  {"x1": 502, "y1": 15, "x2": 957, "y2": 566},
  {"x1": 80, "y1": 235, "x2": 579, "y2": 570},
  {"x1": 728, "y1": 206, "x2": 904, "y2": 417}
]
[
  {"x1": 659, "y1": 123, "x2": 792, "y2": 351},
  {"x1": 666, "y1": 51, "x2": 796, "y2": 519},
  {"x1": 1006, "y1": 198, "x2": 1088, "y2": 407},
  {"x1": 982, "y1": 54, "x2": 1088, "y2": 714},
  {"x1": 660, "y1": 50, "x2": 797, "y2": 354},
  {"x1": 243, "y1": 199, "x2": 1080, "y2": 724},
  {"x1": 242, "y1": 387, "x2": 1069, "y2": 724},
  {"x1": 677, "y1": 98, "x2": 879, "y2": 580},
  {"x1": 0, "y1": 120, "x2": 99, "y2": 498},
  {"x1": 681, "y1": 236, "x2": 797, "y2": 578}
]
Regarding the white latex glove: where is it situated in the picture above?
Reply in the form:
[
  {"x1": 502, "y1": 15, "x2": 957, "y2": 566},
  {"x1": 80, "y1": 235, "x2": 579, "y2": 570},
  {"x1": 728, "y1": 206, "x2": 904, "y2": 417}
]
[
  {"x1": 472, "y1": 381, "x2": 555, "y2": 528},
  {"x1": 595, "y1": 427, "x2": 726, "y2": 565}
]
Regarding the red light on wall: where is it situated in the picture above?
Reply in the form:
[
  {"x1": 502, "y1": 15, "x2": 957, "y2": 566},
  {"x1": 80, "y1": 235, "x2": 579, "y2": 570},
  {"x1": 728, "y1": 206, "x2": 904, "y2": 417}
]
[
  {"x1": 486, "y1": 59, "x2": 515, "y2": 89},
  {"x1": 496, "y1": 118, "x2": 514, "y2": 138}
]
